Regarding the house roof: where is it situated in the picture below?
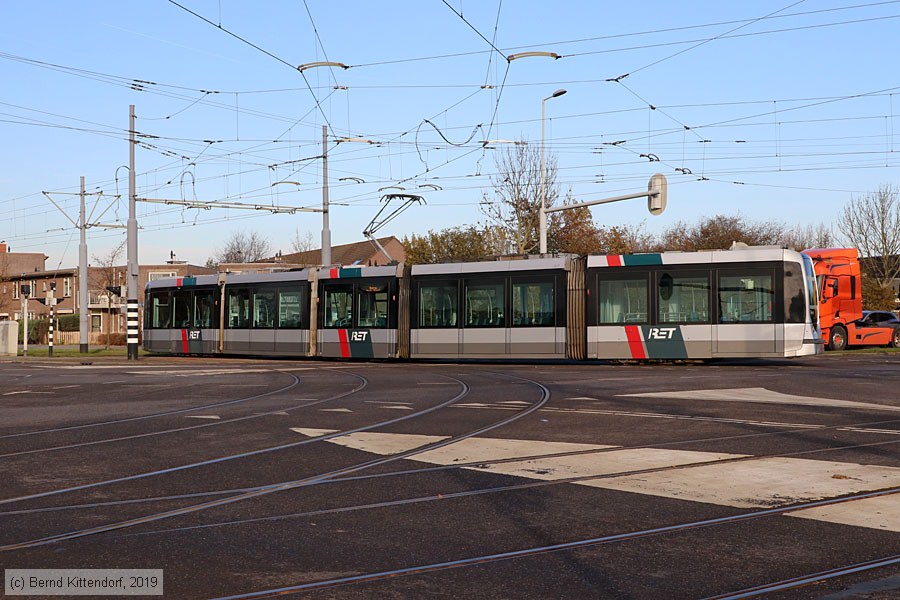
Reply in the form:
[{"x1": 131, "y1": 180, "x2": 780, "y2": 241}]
[{"x1": 278, "y1": 236, "x2": 405, "y2": 267}]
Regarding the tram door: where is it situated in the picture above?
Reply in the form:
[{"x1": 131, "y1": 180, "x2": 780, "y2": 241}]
[
  {"x1": 713, "y1": 269, "x2": 777, "y2": 356},
  {"x1": 318, "y1": 276, "x2": 397, "y2": 359}
]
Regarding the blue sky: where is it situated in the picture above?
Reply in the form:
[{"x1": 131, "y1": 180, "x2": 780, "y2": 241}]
[{"x1": 2, "y1": 1, "x2": 899, "y2": 268}]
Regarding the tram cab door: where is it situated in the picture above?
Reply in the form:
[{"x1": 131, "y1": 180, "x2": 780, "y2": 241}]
[{"x1": 713, "y1": 271, "x2": 777, "y2": 356}]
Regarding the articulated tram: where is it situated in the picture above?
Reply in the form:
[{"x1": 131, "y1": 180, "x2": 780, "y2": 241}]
[{"x1": 143, "y1": 246, "x2": 822, "y2": 361}]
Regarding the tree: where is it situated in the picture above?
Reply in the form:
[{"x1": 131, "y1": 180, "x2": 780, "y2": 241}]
[
  {"x1": 290, "y1": 228, "x2": 314, "y2": 254},
  {"x1": 481, "y1": 141, "x2": 560, "y2": 254},
  {"x1": 861, "y1": 272, "x2": 897, "y2": 310},
  {"x1": 781, "y1": 222, "x2": 834, "y2": 251},
  {"x1": 547, "y1": 194, "x2": 600, "y2": 255},
  {"x1": 208, "y1": 230, "x2": 273, "y2": 266},
  {"x1": 91, "y1": 241, "x2": 125, "y2": 348},
  {"x1": 403, "y1": 225, "x2": 507, "y2": 265},
  {"x1": 597, "y1": 223, "x2": 657, "y2": 255},
  {"x1": 658, "y1": 214, "x2": 786, "y2": 251},
  {"x1": 836, "y1": 184, "x2": 900, "y2": 293}
]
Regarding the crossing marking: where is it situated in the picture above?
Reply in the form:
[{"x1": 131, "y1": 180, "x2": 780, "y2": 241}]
[
  {"x1": 294, "y1": 429, "x2": 900, "y2": 532},
  {"x1": 788, "y1": 495, "x2": 900, "y2": 531}
]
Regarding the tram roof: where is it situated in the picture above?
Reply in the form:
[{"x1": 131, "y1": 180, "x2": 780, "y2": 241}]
[{"x1": 587, "y1": 246, "x2": 802, "y2": 268}]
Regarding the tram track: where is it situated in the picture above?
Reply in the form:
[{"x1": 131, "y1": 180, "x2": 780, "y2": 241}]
[
  {"x1": 111, "y1": 425, "x2": 900, "y2": 540},
  {"x1": 0, "y1": 369, "x2": 376, "y2": 507},
  {"x1": 5, "y1": 409, "x2": 900, "y2": 519},
  {"x1": 0, "y1": 372, "x2": 549, "y2": 552},
  {"x1": 0, "y1": 366, "x2": 305, "y2": 440},
  {"x1": 205, "y1": 487, "x2": 900, "y2": 598},
  {"x1": 701, "y1": 554, "x2": 900, "y2": 599},
  {"x1": 0, "y1": 368, "x2": 376, "y2": 459}
]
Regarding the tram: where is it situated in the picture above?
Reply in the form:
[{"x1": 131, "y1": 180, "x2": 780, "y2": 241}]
[{"x1": 143, "y1": 246, "x2": 822, "y2": 360}]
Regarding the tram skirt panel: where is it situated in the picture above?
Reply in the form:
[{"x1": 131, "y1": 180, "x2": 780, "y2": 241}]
[{"x1": 318, "y1": 329, "x2": 397, "y2": 359}]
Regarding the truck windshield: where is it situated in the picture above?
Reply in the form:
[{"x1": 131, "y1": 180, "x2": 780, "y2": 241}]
[{"x1": 802, "y1": 254, "x2": 819, "y2": 326}]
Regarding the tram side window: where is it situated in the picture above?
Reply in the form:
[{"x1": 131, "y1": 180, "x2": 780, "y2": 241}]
[
  {"x1": 512, "y1": 281, "x2": 554, "y2": 326},
  {"x1": 658, "y1": 273, "x2": 710, "y2": 324},
  {"x1": 227, "y1": 288, "x2": 251, "y2": 328},
  {"x1": 419, "y1": 283, "x2": 458, "y2": 328},
  {"x1": 193, "y1": 290, "x2": 214, "y2": 329},
  {"x1": 172, "y1": 290, "x2": 192, "y2": 328},
  {"x1": 278, "y1": 288, "x2": 303, "y2": 328},
  {"x1": 252, "y1": 289, "x2": 276, "y2": 329},
  {"x1": 323, "y1": 284, "x2": 353, "y2": 328},
  {"x1": 149, "y1": 291, "x2": 171, "y2": 328},
  {"x1": 718, "y1": 275, "x2": 774, "y2": 323},
  {"x1": 465, "y1": 281, "x2": 505, "y2": 328},
  {"x1": 598, "y1": 278, "x2": 648, "y2": 324},
  {"x1": 358, "y1": 284, "x2": 388, "y2": 328}
]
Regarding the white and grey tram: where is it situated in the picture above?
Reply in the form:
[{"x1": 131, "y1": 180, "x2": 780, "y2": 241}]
[{"x1": 143, "y1": 246, "x2": 822, "y2": 361}]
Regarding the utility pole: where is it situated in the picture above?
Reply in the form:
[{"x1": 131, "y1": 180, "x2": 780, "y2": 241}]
[
  {"x1": 127, "y1": 104, "x2": 139, "y2": 360},
  {"x1": 321, "y1": 125, "x2": 332, "y2": 266},
  {"x1": 79, "y1": 176, "x2": 89, "y2": 353},
  {"x1": 43, "y1": 181, "x2": 121, "y2": 355}
]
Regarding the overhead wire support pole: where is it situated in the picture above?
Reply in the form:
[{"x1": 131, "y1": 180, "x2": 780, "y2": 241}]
[
  {"x1": 79, "y1": 176, "x2": 89, "y2": 354},
  {"x1": 127, "y1": 104, "x2": 139, "y2": 360},
  {"x1": 42, "y1": 185, "x2": 119, "y2": 356},
  {"x1": 322, "y1": 125, "x2": 332, "y2": 266}
]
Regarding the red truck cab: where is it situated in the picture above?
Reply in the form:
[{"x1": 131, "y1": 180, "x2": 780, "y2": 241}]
[{"x1": 802, "y1": 248, "x2": 900, "y2": 349}]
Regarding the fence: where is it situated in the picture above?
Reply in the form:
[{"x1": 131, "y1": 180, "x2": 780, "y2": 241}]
[{"x1": 52, "y1": 331, "x2": 129, "y2": 346}]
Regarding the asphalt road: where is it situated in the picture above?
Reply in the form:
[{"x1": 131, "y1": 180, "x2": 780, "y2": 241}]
[{"x1": 1, "y1": 353, "x2": 899, "y2": 599}]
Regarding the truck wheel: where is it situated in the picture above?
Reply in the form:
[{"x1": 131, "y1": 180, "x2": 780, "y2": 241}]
[
  {"x1": 828, "y1": 325, "x2": 847, "y2": 351},
  {"x1": 891, "y1": 329, "x2": 900, "y2": 349}
]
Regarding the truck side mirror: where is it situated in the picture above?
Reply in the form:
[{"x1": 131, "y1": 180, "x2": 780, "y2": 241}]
[{"x1": 823, "y1": 278, "x2": 838, "y2": 299}]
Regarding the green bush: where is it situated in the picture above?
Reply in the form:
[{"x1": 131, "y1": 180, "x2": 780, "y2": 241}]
[
  {"x1": 17, "y1": 319, "x2": 49, "y2": 344},
  {"x1": 57, "y1": 314, "x2": 81, "y2": 331}
]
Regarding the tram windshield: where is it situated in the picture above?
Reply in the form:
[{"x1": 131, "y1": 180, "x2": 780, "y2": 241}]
[{"x1": 801, "y1": 253, "x2": 819, "y2": 326}]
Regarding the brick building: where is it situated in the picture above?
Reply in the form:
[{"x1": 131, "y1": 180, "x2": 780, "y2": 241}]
[{"x1": 0, "y1": 243, "x2": 213, "y2": 341}]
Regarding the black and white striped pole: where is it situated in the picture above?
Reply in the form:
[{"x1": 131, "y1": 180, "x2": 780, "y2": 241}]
[
  {"x1": 127, "y1": 104, "x2": 139, "y2": 360},
  {"x1": 48, "y1": 283, "x2": 55, "y2": 357}
]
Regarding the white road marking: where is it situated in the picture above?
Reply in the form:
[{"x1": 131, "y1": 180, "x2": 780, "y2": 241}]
[
  {"x1": 219, "y1": 384, "x2": 269, "y2": 387},
  {"x1": 381, "y1": 406, "x2": 414, "y2": 411},
  {"x1": 620, "y1": 387, "x2": 900, "y2": 412},
  {"x1": 365, "y1": 401, "x2": 412, "y2": 405},
  {"x1": 51, "y1": 385, "x2": 79, "y2": 390},
  {"x1": 185, "y1": 415, "x2": 221, "y2": 420},
  {"x1": 298, "y1": 429, "x2": 900, "y2": 531},
  {"x1": 590, "y1": 457, "x2": 900, "y2": 509},
  {"x1": 788, "y1": 495, "x2": 900, "y2": 532},
  {"x1": 319, "y1": 408, "x2": 353, "y2": 413},
  {"x1": 2, "y1": 391, "x2": 52, "y2": 396}
]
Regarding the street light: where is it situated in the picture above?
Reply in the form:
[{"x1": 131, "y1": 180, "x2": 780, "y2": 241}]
[{"x1": 540, "y1": 89, "x2": 566, "y2": 254}]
